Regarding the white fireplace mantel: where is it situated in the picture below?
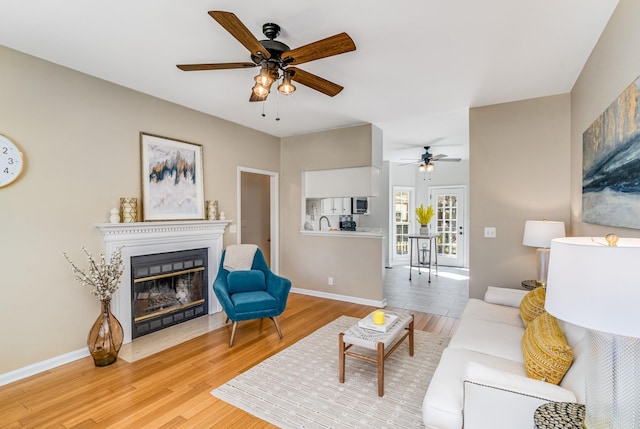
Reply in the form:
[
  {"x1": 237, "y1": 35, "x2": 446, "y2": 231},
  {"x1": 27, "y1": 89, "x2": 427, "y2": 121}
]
[{"x1": 97, "y1": 220, "x2": 231, "y2": 344}]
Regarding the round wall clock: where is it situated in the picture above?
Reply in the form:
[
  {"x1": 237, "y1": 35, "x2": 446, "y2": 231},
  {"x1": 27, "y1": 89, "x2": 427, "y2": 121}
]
[{"x1": 0, "y1": 134, "x2": 24, "y2": 188}]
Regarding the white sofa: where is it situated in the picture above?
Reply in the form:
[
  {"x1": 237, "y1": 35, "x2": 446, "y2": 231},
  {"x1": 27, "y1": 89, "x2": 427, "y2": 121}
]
[{"x1": 422, "y1": 286, "x2": 587, "y2": 429}]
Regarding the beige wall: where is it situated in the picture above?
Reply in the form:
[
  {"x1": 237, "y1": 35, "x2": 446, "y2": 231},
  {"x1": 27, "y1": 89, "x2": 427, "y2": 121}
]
[
  {"x1": 570, "y1": 0, "x2": 640, "y2": 239},
  {"x1": 0, "y1": 46, "x2": 280, "y2": 373},
  {"x1": 280, "y1": 125, "x2": 384, "y2": 301},
  {"x1": 468, "y1": 94, "x2": 571, "y2": 298}
]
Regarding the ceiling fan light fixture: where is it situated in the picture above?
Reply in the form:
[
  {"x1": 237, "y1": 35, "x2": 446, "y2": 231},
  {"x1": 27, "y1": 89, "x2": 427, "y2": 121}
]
[
  {"x1": 277, "y1": 71, "x2": 296, "y2": 95},
  {"x1": 419, "y1": 163, "x2": 426, "y2": 172},
  {"x1": 254, "y1": 63, "x2": 276, "y2": 87},
  {"x1": 426, "y1": 162, "x2": 435, "y2": 173},
  {"x1": 252, "y1": 82, "x2": 270, "y2": 97}
]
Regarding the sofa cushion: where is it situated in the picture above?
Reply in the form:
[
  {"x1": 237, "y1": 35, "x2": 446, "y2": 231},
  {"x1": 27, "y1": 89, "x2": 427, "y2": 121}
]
[
  {"x1": 483, "y1": 286, "x2": 529, "y2": 307},
  {"x1": 519, "y1": 286, "x2": 546, "y2": 327},
  {"x1": 461, "y1": 298, "x2": 524, "y2": 327},
  {"x1": 449, "y1": 318, "x2": 525, "y2": 363},
  {"x1": 558, "y1": 336, "x2": 586, "y2": 403},
  {"x1": 227, "y1": 270, "x2": 266, "y2": 294},
  {"x1": 423, "y1": 347, "x2": 527, "y2": 429},
  {"x1": 522, "y1": 312, "x2": 573, "y2": 385}
]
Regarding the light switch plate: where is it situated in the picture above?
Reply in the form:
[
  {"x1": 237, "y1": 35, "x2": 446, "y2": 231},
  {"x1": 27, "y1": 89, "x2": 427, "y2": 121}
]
[{"x1": 484, "y1": 227, "x2": 497, "y2": 238}]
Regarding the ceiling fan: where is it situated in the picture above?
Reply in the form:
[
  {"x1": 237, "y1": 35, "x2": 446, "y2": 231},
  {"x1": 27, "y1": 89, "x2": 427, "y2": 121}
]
[
  {"x1": 402, "y1": 146, "x2": 462, "y2": 172},
  {"x1": 177, "y1": 11, "x2": 356, "y2": 102}
]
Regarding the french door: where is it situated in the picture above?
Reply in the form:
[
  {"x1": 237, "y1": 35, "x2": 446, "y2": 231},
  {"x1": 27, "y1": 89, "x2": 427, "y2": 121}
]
[
  {"x1": 429, "y1": 186, "x2": 466, "y2": 267},
  {"x1": 392, "y1": 187, "x2": 414, "y2": 263}
]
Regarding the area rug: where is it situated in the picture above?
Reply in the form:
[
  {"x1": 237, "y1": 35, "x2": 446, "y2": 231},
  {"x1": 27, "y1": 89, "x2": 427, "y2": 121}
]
[{"x1": 211, "y1": 315, "x2": 449, "y2": 428}]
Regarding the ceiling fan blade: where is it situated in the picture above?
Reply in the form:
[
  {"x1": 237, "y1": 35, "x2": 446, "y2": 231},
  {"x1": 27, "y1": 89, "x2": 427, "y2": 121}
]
[
  {"x1": 249, "y1": 91, "x2": 268, "y2": 102},
  {"x1": 434, "y1": 158, "x2": 462, "y2": 162},
  {"x1": 397, "y1": 161, "x2": 420, "y2": 166},
  {"x1": 208, "y1": 11, "x2": 271, "y2": 59},
  {"x1": 431, "y1": 154, "x2": 447, "y2": 161},
  {"x1": 288, "y1": 67, "x2": 343, "y2": 96},
  {"x1": 177, "y1": 62, "x2": 257, "y2": 71},
  {"x1": 283, "y1": 33, "x2": 355, "y2": 65}
]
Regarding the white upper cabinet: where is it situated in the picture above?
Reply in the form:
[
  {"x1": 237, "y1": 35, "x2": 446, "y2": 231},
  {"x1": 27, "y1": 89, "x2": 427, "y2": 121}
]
[
  {"x1": 304, "y1": 166, "x2": 380, "y2": 198},
  {"x1": 321, "y1": 198, "x2": 351, "y2": 215}
]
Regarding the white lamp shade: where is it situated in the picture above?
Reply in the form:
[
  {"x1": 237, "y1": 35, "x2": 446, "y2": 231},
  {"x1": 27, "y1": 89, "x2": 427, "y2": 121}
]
[
  {"x1": 522, "y1": 220, "x2": 565, "y2": 248},
  {"x1": 545, "y1": 236, "x2": 640, "y2": 338}
]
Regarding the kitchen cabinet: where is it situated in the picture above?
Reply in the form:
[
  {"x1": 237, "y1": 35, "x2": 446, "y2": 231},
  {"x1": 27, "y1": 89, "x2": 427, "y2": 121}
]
[
  {"x1": 304, "y1": 166, "x2": 380, "y2": 198},
  {"x1": 321, "y1": 198, "x2": 351, "y2": 215}
]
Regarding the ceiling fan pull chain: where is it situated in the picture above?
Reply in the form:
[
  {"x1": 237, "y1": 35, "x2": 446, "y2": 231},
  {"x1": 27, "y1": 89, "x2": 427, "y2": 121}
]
[
  {"x1": 261, "y1": 101, "x2": 266, "y2": 117},
  {"x1": 275, "y1": 90, "x2": 281, "y2": 121}
]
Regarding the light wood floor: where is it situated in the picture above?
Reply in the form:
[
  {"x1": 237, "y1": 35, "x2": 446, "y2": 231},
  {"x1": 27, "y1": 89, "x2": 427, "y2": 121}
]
[{"x1": 1, "y1": 293, "x2": 459, "y2": 429}]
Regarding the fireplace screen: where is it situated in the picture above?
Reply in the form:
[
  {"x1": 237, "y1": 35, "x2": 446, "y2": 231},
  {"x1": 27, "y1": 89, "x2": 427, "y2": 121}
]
[{"x1": 130, "y1": 248, "x2": 208, "y2": 338}]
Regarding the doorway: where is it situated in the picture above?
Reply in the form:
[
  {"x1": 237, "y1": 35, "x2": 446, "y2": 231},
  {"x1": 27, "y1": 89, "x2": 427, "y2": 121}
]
[
  {"x1": 429, "y1": 186, "x2": 467, "y2": 268},
  {"x1": 391, "y1": 187, "x2": 414, "y2": 265},
  {"x1": 238, "y1": 167, "x2": 279, "y2": 272}
]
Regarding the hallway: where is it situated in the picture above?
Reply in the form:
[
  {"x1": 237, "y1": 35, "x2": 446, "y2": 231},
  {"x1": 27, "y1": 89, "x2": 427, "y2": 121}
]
[{"x1": 384, "y1": 264, "x2": 469, "y2": 318}]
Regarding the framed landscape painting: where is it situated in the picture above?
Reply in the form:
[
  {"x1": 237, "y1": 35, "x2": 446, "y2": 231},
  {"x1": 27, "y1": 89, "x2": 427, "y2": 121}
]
[
  {"x1": 140, "y1": 133, "x2": 205, "y2": 221},
  {"x1": 582, "y1": 74, "x2": 640, "y2": 229}
]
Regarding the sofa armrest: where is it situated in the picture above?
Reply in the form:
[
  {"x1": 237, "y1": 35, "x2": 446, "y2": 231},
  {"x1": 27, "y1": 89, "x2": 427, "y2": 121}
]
[
  {"x1": 462, "y1": 362, "x2": 577, "y2": 429},
  {"x1": 483, "y1": 286, "x2": 529, "y2": 308}
]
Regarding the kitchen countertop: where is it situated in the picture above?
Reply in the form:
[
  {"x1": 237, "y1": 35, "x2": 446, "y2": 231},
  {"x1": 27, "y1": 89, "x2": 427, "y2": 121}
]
[{"x1": 300, "y1": 228, "x2": 383, "y2": 238}]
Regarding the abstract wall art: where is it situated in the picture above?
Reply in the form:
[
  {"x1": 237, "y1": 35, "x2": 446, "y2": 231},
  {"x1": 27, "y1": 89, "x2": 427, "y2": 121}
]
[
  {"x1": 582, "y1": 75, "x2": 640, "y2": 229},
  {"x1": 140, "y1": 133, "x2": 205, "y2": 221}
]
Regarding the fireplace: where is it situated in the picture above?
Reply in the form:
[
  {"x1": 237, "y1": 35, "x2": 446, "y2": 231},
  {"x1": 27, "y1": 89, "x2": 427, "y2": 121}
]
[
  {"x1": 131, "y1": 248, "x2": 208, "y2": 338},
  {"x1": 97, "y1": 220, "x2": 230, "y2": 344}
]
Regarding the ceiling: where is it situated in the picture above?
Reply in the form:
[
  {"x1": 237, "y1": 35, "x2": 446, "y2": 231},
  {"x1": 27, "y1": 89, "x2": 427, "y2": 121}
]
[{"x1": 0, "y1": 0, "x2": 619, "y2": 163}]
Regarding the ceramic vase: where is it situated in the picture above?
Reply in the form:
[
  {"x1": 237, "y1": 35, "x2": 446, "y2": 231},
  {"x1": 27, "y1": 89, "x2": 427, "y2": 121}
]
[{"x1": 87, "y1": 299, "x2": 124, "y2": 367}]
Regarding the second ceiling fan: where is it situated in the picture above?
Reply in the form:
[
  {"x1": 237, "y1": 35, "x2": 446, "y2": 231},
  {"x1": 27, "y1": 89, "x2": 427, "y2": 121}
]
[
  {"x1": 177, "y1": 11, "x2": 356, "y2": 102},
  {"x1": 402, "y1": 146, "x2": 462, "y2": 172}
]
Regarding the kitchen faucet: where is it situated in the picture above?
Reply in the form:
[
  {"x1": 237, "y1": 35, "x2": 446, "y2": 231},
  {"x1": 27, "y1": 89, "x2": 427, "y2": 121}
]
[{"x1": 319, "y1": 216, "x2": 331, "y2": 230}]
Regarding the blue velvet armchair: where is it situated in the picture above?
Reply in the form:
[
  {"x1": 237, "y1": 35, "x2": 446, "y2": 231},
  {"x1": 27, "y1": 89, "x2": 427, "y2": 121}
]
[{"x1": 213, "y1": 246, "x2": 292, "y2": 347}]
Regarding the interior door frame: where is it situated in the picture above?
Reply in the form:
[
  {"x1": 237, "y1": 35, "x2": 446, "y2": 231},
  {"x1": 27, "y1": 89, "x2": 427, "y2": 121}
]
[
  {"x1": 237, "y1": 166, "x2": 279, "y2": 273},
  {"x1": 429, "y1": 185, "x2": 468, "y2": 268},
  {"x1": 391, "y1": 186, "x2": 415, "y2": 265}
]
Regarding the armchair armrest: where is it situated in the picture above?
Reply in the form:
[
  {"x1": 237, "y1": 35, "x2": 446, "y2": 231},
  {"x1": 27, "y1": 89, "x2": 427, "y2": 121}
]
[
  {"x1": 462, "y1": 362, "x2": 577, "y2": 429},
  {"x1": 483, "y1": 286, "x2": 529, "y2": 308},
  {"x1": 266, "y1": 272, "x2": 292, "y2": 312},
  {"x1": 213, "y1": 271, "x2": 237, "y2": 320}
]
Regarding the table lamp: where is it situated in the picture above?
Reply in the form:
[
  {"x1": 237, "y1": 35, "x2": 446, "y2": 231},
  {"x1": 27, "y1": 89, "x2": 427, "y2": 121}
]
[
  {"x1": 522, "y1": 220, "x2": 566, "y2": 287},
  {"x1": 545, "y1": 235, "x2": 640, "y2": 428}
]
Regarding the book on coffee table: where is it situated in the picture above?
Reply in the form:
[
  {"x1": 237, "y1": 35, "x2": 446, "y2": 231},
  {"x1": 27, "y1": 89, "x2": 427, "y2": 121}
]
[{"x1": 358, "y1": 312, "x2": 399, "y2": 333}]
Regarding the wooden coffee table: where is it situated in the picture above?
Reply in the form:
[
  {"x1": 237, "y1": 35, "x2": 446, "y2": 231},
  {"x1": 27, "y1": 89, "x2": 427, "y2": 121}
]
[{"x1": 338, "y1": 312, "x2": 414, "y2": 396}]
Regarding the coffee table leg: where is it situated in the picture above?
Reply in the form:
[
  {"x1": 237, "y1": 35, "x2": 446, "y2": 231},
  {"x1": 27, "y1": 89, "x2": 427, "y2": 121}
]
[
  {"x1": 377, "y1": 342, "x2": 384, "y2": 397},
  {"x1": 409, "y1": 316, "x2": 414, "y2": 357},
  {"x1": 339, "y1": 332, "x2": 345, "y2": 383}
]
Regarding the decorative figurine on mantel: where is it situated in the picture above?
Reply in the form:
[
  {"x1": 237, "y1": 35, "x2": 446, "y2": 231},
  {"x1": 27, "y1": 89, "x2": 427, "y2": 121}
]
[{"x1": 109, "y1": 208, "x2": 120, "y2": 224}]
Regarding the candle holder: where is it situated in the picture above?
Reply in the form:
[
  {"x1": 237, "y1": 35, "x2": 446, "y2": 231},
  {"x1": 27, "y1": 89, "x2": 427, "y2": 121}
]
[{"x1": 120, "y1": 198, "x2": 138, "y2": 223}]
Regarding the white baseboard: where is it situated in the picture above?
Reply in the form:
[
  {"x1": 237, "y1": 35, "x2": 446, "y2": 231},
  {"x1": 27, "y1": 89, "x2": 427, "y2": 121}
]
[
  {"x1": 0, "y1": 347, "x2": 89, "y2": 387},
  {"x1": 2, "y1": 290, "x2": 385, "y2": 387},
  {"x1": 291, "y1": 288, "x2": 387, "y2": 308}
]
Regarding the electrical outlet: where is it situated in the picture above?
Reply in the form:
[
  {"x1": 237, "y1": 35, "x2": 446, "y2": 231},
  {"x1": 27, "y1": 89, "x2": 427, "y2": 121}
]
[
  {"x1": 328, "y1": 277, "x2": 334, "y2": 286},
  {"x1": 484, "y1": 227, "x2": 497, "y2": 238}
]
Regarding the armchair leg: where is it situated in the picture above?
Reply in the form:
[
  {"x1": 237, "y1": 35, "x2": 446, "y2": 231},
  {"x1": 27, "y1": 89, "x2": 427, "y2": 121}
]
[
  {"x1": 270, "y1": 316, "x2": 283, "y2": 339},
  {"x1": 229, "y1": 321, "x2": 238, "y2": 347}
]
